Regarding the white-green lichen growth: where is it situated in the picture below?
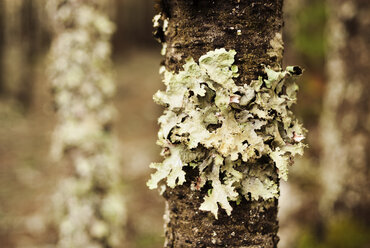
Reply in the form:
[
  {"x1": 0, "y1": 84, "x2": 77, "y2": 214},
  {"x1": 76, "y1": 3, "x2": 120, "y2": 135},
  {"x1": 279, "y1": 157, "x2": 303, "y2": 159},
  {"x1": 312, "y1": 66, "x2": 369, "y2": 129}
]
[
  {"x1": 148, "y1": 48, "x2": 306, "y2": 218},
  {"x1": 153, "y1": 12, "x2": 169, "y2": 56},
  {"x1": 47, "y1": 0, "x2": 126, "y2": 247}
]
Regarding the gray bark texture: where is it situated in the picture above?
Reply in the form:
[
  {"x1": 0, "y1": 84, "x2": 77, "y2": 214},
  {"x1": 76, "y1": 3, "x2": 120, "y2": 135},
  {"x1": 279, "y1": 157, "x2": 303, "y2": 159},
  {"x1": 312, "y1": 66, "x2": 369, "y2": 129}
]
[
  {"x1": 157, "y1": 1, "x2": 284, "y2": 247},
  {"x1": 319, "y1": 0, "x2": 370, "y2": 221}
]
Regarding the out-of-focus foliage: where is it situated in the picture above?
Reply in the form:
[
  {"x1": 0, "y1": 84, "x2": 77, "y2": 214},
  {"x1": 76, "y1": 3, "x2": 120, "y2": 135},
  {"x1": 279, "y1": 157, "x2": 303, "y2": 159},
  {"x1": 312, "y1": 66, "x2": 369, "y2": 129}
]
[
  {"x1": 297, "y1": 217, "x2": 370, "y2": 248},
  {"x1": 293, "y1": 0, "x2": 328, "y2": 66},
  {"x1": 284, "y1": 0, "x2": 327, "y2": 128}
]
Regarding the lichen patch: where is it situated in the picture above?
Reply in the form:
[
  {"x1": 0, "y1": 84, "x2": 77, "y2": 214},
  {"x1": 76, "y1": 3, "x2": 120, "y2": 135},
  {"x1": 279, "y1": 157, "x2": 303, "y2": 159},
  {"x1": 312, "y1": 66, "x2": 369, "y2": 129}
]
[
  {"x1": 148, "y1": 48, "x2": 306, "y2": 218},
  {"x1": 267, "y1": 33, "x2": 284, "y2": 64}
]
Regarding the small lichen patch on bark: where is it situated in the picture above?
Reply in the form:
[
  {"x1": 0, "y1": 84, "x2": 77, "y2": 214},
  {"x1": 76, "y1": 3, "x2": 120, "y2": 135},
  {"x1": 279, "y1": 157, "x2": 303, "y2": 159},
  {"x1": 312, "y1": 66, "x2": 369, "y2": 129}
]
[
  {"x1": 267, "y1": 33, "x2": 284, "y2": 67},
  {"x1": 148, "y1": 48, "x2": 306, "y2": 218},
  {"x1": 153, "y1": 13, "x2": 161, "y2": 28},
  {"x1": 153, "y1": 11, "x2": 169, "y2": 44}
]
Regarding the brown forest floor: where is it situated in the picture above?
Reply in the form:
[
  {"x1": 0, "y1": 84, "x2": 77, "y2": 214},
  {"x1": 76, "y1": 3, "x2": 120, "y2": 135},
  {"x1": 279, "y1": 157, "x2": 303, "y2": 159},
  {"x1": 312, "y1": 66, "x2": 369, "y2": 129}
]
[{"x1": 0, "y1": 49, "x2": 165, "y2": 248}]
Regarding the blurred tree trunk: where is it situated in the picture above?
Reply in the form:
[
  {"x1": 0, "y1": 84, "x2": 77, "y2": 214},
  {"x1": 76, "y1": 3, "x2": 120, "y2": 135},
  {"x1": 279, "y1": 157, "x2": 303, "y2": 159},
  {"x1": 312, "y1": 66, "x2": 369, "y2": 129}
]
[
  {"x1": 320, "y1": 0, "x2": 370, "y2": 222},
  {"x1": 156, "y1": 1, "x2": 285, "y2": 247},
  {"x1": 47, "y1": 0, "x2": 126, "y2": 247},
  {"x1": 2, "y1": 0, "x2": 30, "y2": 108},
  {"x1": 0, "y1": 0, "x2": 4, "y2": 95},
  {"x1": 1, "y1": 0, "x2": 49, "y2": 111},
  {"x1": 17, "y1": 0, "x2": 36, "y2": 109},
  {"x1": 112, "y1": 0, "x2": 155, "y2": 54}
]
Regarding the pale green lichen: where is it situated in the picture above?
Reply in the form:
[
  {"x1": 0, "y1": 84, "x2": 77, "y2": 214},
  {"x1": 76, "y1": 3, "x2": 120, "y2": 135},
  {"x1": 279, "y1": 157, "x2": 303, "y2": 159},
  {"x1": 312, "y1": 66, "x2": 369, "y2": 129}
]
[
  {"x1": 267, "y1": 33, "x2": 284, "y2": 63},
  {"x1": 47, "y1": 0, "x2": 126, "y2": 247},
  {"x1": 153, "y1": 13, "x2": 161, "y2": 28},
  {"x1": 152, "y1": 12, "x2": 169, "y2": 56},
  {"x1": 148, "y1": 48, "x2": 306, "y2": 218}
]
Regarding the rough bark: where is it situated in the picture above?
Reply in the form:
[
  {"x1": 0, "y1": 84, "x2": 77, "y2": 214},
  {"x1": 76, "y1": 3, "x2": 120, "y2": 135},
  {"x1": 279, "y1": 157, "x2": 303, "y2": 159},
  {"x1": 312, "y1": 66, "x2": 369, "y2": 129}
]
[
  {"x1": 158, "y1": 1, "x2": 284, "y2": 247},
  {"x1": 47, "y1": 0, "x2": 126, "y2": 247},
  {"x1": 161, "y1": 0, "x2": 283, "y2": 82},
  {"x1": 319, "y1": 0, "x2": 370, "y2": 221}
]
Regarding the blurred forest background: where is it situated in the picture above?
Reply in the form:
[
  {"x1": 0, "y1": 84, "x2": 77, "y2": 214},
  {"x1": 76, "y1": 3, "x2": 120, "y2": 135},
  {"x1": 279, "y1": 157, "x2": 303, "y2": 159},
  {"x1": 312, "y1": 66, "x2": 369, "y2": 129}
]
[{"x1": 0, "y1": 0, "x2": 368, "y2": 247}]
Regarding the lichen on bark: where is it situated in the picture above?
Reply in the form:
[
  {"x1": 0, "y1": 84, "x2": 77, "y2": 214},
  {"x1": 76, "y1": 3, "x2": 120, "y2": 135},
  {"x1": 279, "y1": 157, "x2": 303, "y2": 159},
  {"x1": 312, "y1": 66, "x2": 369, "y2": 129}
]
[
  {"x1": 149, "y1": 1, "x2": 306, "y2": 247},
  {"x1": 47, "y1": 0, "x2": 125, "y2": 247},
  {"x1": 148, "y1": 48, "x2": 305, "y2": 218}
]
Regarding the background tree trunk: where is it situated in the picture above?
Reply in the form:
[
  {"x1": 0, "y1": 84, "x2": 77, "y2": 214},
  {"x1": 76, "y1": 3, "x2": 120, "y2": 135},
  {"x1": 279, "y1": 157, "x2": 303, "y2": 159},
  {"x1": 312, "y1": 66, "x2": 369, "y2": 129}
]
[
  {"x1": 111, "y1": 0, "x2": 155, "y2": 54},
  {"x1": 47, "y1": 0, "x2": 126, "y2": 247},
  {"x1": 0, "y1": 0, "x2": 4, "y2": 95},
  {"x1": 0, "y1": 0, "x2": 49, "y2": 111},
  {"x1": 2, "y1": 0, "x2": 31, "y2": 109},
  {"x1": 157, "y1": 1, "x2": 284, "y2": 247},
  {"x1": 319, "y1": 0, "x2": 370, "y2": 222}
]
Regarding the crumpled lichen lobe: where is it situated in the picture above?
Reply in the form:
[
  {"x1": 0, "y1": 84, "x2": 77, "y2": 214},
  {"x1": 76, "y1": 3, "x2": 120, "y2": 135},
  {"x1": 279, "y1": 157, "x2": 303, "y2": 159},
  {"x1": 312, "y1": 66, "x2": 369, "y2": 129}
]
[{"x1": 148, "y1": 48, "x2": 306, "y2": 218}]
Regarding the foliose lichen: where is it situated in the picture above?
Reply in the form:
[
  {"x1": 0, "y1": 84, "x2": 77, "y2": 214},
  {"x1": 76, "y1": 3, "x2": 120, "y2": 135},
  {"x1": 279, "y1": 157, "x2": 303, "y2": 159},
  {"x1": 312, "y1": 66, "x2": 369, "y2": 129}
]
[
  {"x1": 148, "y1": 48, "x2": 306, "y2": 218},
  {"x1": 153, "y1": 12, "x2": 169, "y2": 56},
  {"x1": 47, "y1": 0, "x2": 126, "y2": 246}
]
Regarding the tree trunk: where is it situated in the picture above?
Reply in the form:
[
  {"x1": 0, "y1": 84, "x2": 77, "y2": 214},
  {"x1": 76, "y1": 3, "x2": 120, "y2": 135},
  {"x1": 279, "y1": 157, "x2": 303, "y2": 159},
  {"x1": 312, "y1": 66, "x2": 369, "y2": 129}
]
[
  {"x1": 47, "y1": 0, "x2": 126, "y2": 247},
  {"x1": 1, "y1": 0, "x2": 36, "y2": 110},
  {"x1": 112, "y1": 0, "x2": 155, "y2": 52},
  {"x1": 319, "y1": 0, "x2": 370, "y2": 221},
  {"x1": 149, "y1": 1, "x2": 305, "y2": 247}
]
